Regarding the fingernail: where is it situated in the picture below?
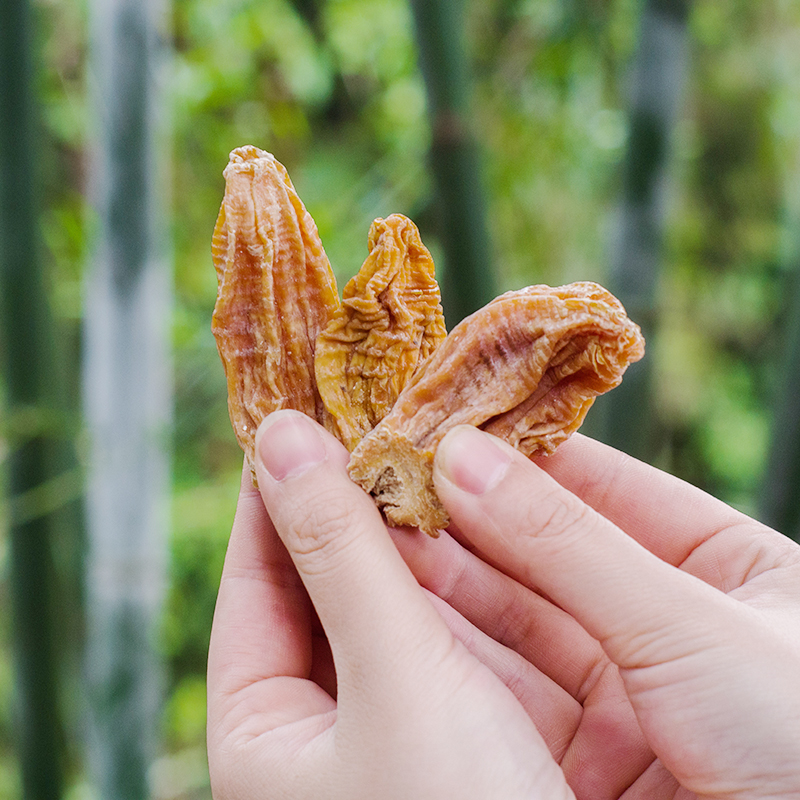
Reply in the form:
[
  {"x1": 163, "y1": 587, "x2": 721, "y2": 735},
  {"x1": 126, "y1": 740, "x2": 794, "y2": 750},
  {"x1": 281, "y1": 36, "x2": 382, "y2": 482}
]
[
  {"x1": 256, "y1": 411, "x2": 326, "y2": 481},
  {"x1": 437, "y1": 426, "x2": 512, "y2": 495}
]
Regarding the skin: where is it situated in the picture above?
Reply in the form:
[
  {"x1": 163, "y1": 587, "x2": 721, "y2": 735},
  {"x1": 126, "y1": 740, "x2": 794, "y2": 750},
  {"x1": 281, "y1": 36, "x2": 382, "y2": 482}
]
[{"x1": 207, "y1": 409, "x2": 800, "y2": 800}]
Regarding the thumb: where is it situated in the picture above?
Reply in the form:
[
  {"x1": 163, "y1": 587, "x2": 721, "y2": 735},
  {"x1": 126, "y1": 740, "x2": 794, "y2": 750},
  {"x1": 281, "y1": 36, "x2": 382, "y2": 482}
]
[
  {"x1": 431, "y1": 425, "x2": 740, "y2": 671},
  {"x1": 253, "y1": 410, "x2": 452, "y2": 696}
]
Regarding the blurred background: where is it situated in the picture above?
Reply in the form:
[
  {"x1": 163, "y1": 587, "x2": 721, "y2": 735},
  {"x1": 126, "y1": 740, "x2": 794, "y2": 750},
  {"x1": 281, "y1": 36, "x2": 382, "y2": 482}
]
[{"x1": 2, "y1": 0, "x2": 800, "y2": 797}]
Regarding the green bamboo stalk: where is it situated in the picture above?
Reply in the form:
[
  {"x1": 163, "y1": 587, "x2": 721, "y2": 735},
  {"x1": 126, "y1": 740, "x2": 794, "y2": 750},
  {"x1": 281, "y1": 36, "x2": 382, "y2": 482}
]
[
  {"x1": 593, "y1": 0, "x2": 689, "y2": 460},
  {"x1": 755, "y1": 17, "x2": 800, "y2": 543},
  {"x1": 758, "y1": 211, "x2": 800, "y2": 542},
  {"x1": 0, "y1": 1, "x2": 65, "y2": 798},
  {"x1": 759, "y1": 289, "x2": 800, "y2": 542},
  {"x1": 408, "y1": 0, "x2": 496, "y2": 326}
]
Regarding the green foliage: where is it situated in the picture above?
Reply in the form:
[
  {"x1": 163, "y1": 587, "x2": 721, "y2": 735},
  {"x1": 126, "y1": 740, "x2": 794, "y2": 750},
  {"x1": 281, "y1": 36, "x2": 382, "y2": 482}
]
[{"x1": 3, "y1": 0, "x2": 800, "y2": 795}]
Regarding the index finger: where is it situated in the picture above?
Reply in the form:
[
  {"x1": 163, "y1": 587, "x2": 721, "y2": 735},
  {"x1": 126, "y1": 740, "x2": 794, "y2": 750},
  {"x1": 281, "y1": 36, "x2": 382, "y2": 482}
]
[
  {"x1": 207, "y1": 463, "x2": 313, "y2": 700},
  {"x1": 253, "y1": 411, "x2": 455, "y2": 704},
  {"x1": 537, "y1": 433, "x2": 751, "y2": 566},
  {"x1": 431, "y1": 426, "x2": 743, "y2": 672}
]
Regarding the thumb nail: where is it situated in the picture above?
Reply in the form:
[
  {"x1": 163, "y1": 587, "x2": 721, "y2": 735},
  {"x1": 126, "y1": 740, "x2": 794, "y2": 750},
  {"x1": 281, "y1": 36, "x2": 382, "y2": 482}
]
[
  {"x1": 436, "y1": 426, "x2": 512, "y2": 495},
  {"x1": 256, "y1": 411, "x2": 326, "y2": 482}
]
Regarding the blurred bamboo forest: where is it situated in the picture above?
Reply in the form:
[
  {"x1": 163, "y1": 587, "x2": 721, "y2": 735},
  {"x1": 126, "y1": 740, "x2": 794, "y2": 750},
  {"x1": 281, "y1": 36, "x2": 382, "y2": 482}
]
[{"x1": 2, "y1": 0, "x2": 800, "y2": 796}]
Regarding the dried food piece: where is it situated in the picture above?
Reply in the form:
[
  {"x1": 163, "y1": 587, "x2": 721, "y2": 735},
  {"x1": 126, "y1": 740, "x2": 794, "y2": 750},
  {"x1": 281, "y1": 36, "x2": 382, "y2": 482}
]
[
  {"x1": 348, "y1": 282, "x2": 645, "y2": 536},
  {"x1": 211, "y1": 150, "x2": 644, "y2": 537},
  {"x1": 315, "y1": 214, "x2": 447, "y2": 451},
  {"x1": 211, "y1": 146, "x2": 340, "y2": 474}
]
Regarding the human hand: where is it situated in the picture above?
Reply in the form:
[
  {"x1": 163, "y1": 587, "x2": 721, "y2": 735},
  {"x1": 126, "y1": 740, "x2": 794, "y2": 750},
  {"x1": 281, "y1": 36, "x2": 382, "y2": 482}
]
[
  {"x1": 390, "y1": 424, "x2": 800, "y2": 799},
  {"x1": 206, "y1": 410, "x2": 573, "y2": 800},
  {"x1": 206, "y1": 408, "x2": 800, "y2": 800}
]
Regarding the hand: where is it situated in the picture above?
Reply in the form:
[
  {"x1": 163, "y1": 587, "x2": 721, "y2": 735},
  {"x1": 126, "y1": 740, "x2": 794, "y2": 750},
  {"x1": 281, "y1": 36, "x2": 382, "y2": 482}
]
[
  {"x1": 206, "y1": 409, "x2": 800, "y2": 800},
  {"x1": 390, "y1": 424, "x2": 800, "y2": 799},
  {"x1": 206, "y1": 410, "x2": 571, "y2": 800}
]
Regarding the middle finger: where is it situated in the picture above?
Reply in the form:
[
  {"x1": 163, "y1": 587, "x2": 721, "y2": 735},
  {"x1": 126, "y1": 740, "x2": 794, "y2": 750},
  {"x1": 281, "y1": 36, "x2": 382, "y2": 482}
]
[{"x1": 389, "y1": 524, "x2": 607, "y2": 701}]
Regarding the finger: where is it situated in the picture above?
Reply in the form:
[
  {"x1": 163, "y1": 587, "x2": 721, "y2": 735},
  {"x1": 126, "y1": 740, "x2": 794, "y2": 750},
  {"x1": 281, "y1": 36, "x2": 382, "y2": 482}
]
[
  {"x1": 559, "y1": 663, "x2": 653, "y2": 799},
  {"x1": 432, "y1": 425, "x2": 743, "y2": 671},
  {"x1": 207, "y1": 463, "x2": 334, "y2": 733},
  {"x1": 537, "y1": 434, "x2": 751, "y2": 566},
  {"x1": 208, "y1": 464, "x2": 310, "y2": 691},
  {"x1": 389, "y1": 524, "x2": 607, "y2": 701},
  {"x1": 253, "y1": 410, "x2": 453, "y2": 702},
  {"x1": 422, "y1": 589, "x2": 582, "y2": 762},
  {"x1": 621, "y1": 760, "x2": 681, "y2": 800},
  {"x1": 541, "y1": 436, "x2": 800, "y2": 596},
  {"x1": 391, "y1": 526, "x2": 659, "y2": 796}
]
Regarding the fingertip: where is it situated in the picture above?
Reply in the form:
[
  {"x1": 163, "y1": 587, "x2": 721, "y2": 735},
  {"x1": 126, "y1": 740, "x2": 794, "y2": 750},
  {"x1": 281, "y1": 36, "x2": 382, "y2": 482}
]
[
  {"x1": 253, "y1": 411, "x2": 385, "y2": 570},
  {"x1": 255, "y1": 410, "x2": 328, "y2": 483},
  {"x1": 434, "y1": 426, "x2": 513, "y2": 496}
]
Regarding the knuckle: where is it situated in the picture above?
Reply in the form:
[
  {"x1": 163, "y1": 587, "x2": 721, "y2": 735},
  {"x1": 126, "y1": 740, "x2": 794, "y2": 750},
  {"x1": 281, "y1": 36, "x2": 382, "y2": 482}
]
[
  {"x1": 492, "y1": 592, "x2": 538, "y2": 653},
  {"x1": 430, "y1": 540, "x2": 471, "y2": 604},
  {"x1": 282, "y1": 483, "x2": 370, "y2": 569},
  {"x1": 524, "y1": 486, "x2": 596, "y2": 544}
]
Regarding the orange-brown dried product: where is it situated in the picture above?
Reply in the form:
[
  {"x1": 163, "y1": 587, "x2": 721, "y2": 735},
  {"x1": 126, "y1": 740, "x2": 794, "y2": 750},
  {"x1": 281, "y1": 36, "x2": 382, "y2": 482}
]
[
  {"x1": 212, "y1": 146, "x2": 340, "y2": 474},
  {"x1": 348, "y1": 281, "x2": 645, "y2": 536},
  {"x1": 314, "y1": 214, "x2": 447, "y2": 451}
]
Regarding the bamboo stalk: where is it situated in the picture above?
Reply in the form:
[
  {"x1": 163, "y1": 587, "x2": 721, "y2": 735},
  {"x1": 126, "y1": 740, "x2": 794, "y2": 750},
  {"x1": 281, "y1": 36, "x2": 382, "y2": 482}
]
[
  {"x1": 84, "y1": 0, "x2": 171, "y2": 796},
  {"x1": 759, "y1": 170, "x2": 800, "y2": 542},
  {"x1": 755, "y1": 16, "x2": 800, "y2": 543},
  {"x1": 759, "y1": 283, "x2": 800, "y2": 542},
  {"x1": 408, "y1": 0, "x2": 496, "y2": 326},
  {"x1": 593, "y1": 0, "x2": 690, "y2": 460},
  {"x1": 0, "y1": 1, "x2": 66, "y2": 797}
]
